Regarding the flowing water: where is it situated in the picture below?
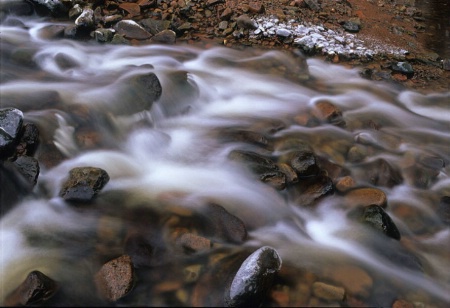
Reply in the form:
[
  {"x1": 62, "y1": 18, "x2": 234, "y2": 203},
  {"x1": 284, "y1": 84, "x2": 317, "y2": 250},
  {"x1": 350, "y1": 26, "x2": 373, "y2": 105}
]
[{"x1": 1, "y1": 13, "x2": 450, "y2": 307}]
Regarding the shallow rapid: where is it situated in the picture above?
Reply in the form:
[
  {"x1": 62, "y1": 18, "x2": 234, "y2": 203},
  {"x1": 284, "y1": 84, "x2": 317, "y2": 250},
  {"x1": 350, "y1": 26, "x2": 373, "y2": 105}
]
[{"x1": 1, "y1": 14, "x2": 450, "y2": 307}]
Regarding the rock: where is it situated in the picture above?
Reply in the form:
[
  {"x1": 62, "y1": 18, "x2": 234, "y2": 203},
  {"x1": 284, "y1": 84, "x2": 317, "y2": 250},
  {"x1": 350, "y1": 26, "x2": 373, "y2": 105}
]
[
  {"x1": 225, "y1": 246, "x2": 282, "y2": 307},
  {"x1": 94, "y1": 255, "x2": 134, "y2": 302},
  {"x1": 342, "y1": 21, "x2": 360, "y2": 33},
  {"x1": 236, "y1": 14, "x2": 257, "y2": 30},
  {"x1": 391, "y1": 61, "x2": 414, "y2": 78},
  {"x1": 276, "y1": 28, "x2": 291, "y2": 37},
  {"x1": 36, "y1": 24, "x2": 66, "y2": 39},
  {"x1": 16, "y1": 122, "x2": 39, "y2": 156},
  {"x1": 13, "y1": 155, "x2": 40, "y2": 186},
  {"x1": 176, "y1": 233, "x2": 212, "y2": 253},
  {"x1": 291, "y1": 175, "x2": 334, "y2": 207},
  {"x1": 344, "y1": 187, "x2": 387, "y2": 208},
  {"x1": 312, "y1": 281, "x2": 345, "y2": 301},
  {"x1": 54, "y1": 52, "x2": 80, "y2": 70},
  {"x1": 311, "y1": 100, "x2": 346, "y2": 127},
  {"x1": 0, "y1": 0, "x2": 35, "y2": 16},
  {"x1": 304, "y1": 0, "x2": 321, "y2": 11},
  {"x1": 443, "y1": 59, "x2": 450, "y2": 71},
  {"x1": 351, "y1": 204, "x2": 401, "y2": 240},
  {"x1": 114, "y1": 20, "x2": 152, "y2": 40},
  {"x1": 94, "y1": 28, "x2": 115, "y2": 43},
  {"x1": 335, "y1": 175, "x2": 356, "y2": 192},
  {"x1": 437, "y1": 196, "x2": 450, "y2": 226},
  {"x1": 119, "y1": 3, "x2": 141, "y2": 17},
  {"x1": 75, "y1": 8, "x2": 95, "y2": 28},
  {"x1": 68, "y1": 4, "x2": 82, "y2": 19},
  {"x1": 279, "y1": 150, "x2": 320, "y2": 177},
  {"x1": 4, "y1": 271, "x2": 58, "y2": 306},
  {"x1": 355, "y1": 158, "x2": 403, "y2": 188},
  {"x1": 392, "y1": 299, "x2": 414, "y2": 308},
  {"x1": 59, "y1": 166, "x2": 110, "y2": 203},
  {"x1": 325, "y1": 265, "x2": 373, "y2": 298},
  {"x1": 150, "y1": 29, "x2": 176, "y2": 44},
  {"x1": 201, "y1": 203, "x2": 248, "y2": 244},
  {"x1": 0, "y1": 107, "x2": 23, "y2": 159},
  {"x1": 140, "y1": 18, "x2": 170, "y2": 35},
  {"x1": 28, "y1": 0, "x2": 68, "y2": 16}
]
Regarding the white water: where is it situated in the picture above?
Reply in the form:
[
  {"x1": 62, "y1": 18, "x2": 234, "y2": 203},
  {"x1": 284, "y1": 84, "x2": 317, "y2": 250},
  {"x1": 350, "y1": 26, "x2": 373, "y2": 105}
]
[{"x1": 1, "y1": 15, "x2": 450, "y2": 306}]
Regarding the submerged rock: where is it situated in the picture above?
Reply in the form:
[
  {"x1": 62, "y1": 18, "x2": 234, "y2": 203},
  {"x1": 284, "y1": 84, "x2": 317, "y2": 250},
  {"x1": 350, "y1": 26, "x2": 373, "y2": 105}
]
[
  {"x1": 4, "y1": 270, "x2": 58, "y2": 306},
  {"x1": 225, "y1": 246, "x2": 282, "y2": 307},
  {"x1": 13, "y1": 155, "x2": 40, "y2": 186},
  {"x1": 350, "y1": 204, "x2": 401, "y2": 240},
  {"x1": 59, "y1": 166, "x2": 110, "y2": 203}
]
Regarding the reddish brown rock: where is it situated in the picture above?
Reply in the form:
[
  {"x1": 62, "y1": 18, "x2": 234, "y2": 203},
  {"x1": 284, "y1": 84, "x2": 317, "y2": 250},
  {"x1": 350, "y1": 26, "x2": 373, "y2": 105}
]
[
  {"x1": 94, "y1": 255, "x2": 134, "y2": 302},
  {"x1": 344, "y1": 187, "x2": 387, "y2": 208},
  {"x1": 4, "y1": 271, "x2": 58, "y2": 306}
]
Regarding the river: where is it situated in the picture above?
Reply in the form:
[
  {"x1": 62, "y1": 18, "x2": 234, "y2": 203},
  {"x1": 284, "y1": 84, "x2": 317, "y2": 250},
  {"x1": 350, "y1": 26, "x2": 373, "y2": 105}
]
[{"x1": 1, "y1": 8, "x2": 450, "y2": 308}]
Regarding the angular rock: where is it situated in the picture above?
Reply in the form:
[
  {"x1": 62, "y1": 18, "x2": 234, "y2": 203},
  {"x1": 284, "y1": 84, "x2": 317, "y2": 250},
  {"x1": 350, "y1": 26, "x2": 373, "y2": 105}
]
[
  {"x1": 75, "y1": 8, "x2": 94, "y2": 28},
  {"x1": 291, "y1": 175, "x2": 334, "y2": 206},
  {"x1": 59, "y1": 166, "x2": 110, "y2": 203},
  {"x1": 13, "y1": 155, "x2": 40, "y2": 186},
  {"x1": 94, "y1": 255, "x2": 134, "y2": 302},
  {"x1": 225, "y1": 246, "x2": 282, "y2": 307},
  {"x1": 351, "y1": 204, "x2": 401, "y2": 240},
  {"x1": 391, "y1": 62, "x2": 414, "y2": 78},
  {"x1": 114, "y1": 20, "x2": 152, "y2": 40},
  {"x1": 150, "y1": 29, "x2": 176, "y2": 44},
  {"x1": 0, "y1": 107, "x2": 23, "y2": 159},
  {"x1": 279, "y1": 150, "x2": 320, "y2": 177},
  {"x1": 4, "y1": 271, "x2": 58, "y2": 306},
  {"x1": 140, "y1": 18, "x2": 170, "y2": 35},
  {"x1": 304, "y1": 0, "x2": 321, "y2": 11},
  {"x1": 342, "y1": 21, "x2": 360, "y2": 33}
]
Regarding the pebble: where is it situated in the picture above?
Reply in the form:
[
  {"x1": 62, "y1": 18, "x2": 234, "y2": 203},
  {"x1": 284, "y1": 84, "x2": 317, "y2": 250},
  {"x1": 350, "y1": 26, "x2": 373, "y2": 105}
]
[{"x1": 324, "y1": 265, "x2": 373, "y2": 298}]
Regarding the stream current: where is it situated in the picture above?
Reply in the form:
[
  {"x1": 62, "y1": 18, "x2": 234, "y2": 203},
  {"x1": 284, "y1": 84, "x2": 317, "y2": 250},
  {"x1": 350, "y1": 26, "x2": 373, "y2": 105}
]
[{"x1": 1, "y1": 14, "x2": 450, "y2": 307}]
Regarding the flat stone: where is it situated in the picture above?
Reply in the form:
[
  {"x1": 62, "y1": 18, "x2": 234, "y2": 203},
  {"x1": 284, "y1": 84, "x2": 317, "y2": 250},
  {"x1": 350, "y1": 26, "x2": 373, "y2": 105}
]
[
  {"x1": 344, "y1": 187, "x2": 387, "y2": 208},
  {"x1": 312, "y1": 281, "x2": 345, "y2": 301},
  {"x1": 114, "y1": 20, "x2": 152, "y2": 40}
]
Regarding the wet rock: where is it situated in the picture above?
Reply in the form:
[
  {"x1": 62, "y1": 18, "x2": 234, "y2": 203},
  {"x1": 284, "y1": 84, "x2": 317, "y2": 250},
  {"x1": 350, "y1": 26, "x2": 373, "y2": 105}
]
[
  {"x1": 236, "y1": 14, "x2": 258, "y2": 30},
  {"x1": 114, "y1": 20, "x2": 152, "y2": 40},
  {"x1": 277, "y1": 162, "x2": 298, "y2": 184},
  {"x1": 13, "y1": 155, "x2": 40, "y2": 186},
  {"x1": 29, "y1": 0, "x2": 68, "y2": 16},
  {"x1": 0, "y1": 107, "x2": 23, "y2": 159},
  {"x1": 437, "y1": 196, "x2": 450, "y2": 226},
  {"x1": 290, "y1": 175, "x2": 334, "y2": 207},
  {"x1": 150, "y1": 29, "x2": 176, "y2": 44},
  {"x1": 392, "y1": 299, "x2": 414, "y2": 308},
  {"x1": 351, "y1": 204, "x2": 401, "y2": 240},
  {"x1": 225, "y1": 246, "x2": 282, "y2": 307},
  {"x1": 201, "y1": 203, "x2": 248, "y2": 244},
  {"x1": 347, "y1": 145, "x2": 367, "y2": 163},
  {"x1": 140, "y1": 18, "x2": 170, "y2": 35},
  {"x1": 342, "y1": 21, "x2": 360, "y2": 33},
  {"x1": 0, "y1": 161, "x2": 34, "y2": 214},
  {"x1": 176, "y1": 232, "x2": 212, "y2": 253},
  {"x1": 94, "y1": 255, "x2": 134, "y2": 302},
  {"x1": 335, "y1": 175, "x2": 356, "y2": 192},
  {"x1": 311, "y1": 100, "x2": 346, "y2": 127},
  {"x1": 16, "y1": 122, "x2": 39, "y2": 156},
  {"x1": 68, "y1": 4, "x2": 82, "y2": 19},
  {"x1": 357, "y1": 158, "x2": 403, "y2": 188},
  {"x1": 4, "y1": 270, "x2": 58, "y2": 306},
  {"x1": 391, "y1": 61, "x2": 414, "y2": 78},
  {"x1": 59, "y1": 166, "x2": 110, "y2": 203},
  {"x1": 94, "y1": 28, "x2": 115, "y2": 43},
  {"x1": 54, "y1": 52, "x2": 80, "y2": 70},
  {"x1": 312, "y1": 281, "x2": 345, "y2": 301},
  {"x1": 324, "y1": 265, "x2": 373, "y2": 298},
  {"x1": 119, "y1": 3, "x2": 141, "y2": 17},
  {"x1": 1, "y1": 90, "x2": 62, "y2": 112},
  {"x1": 75, "y1": 8, "x2": 94, "y2": 28},
  {"x1": 279, "y1": 150, "x2": 320, "y2": 177},
  {"x1": 344, "y1": 187, "x2": 387, "y2": 208}
]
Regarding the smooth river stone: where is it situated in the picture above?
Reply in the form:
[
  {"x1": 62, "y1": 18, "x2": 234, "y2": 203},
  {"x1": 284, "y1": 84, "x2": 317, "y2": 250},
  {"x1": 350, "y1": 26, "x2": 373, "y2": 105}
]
[{"x1": 344, "y1": 187, "x2": 387, "y2": 208}]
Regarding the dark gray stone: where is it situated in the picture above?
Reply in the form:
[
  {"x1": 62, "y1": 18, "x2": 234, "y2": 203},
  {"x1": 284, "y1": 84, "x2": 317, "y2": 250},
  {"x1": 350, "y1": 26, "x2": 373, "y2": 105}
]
[
  {"x1": 361, "y1": 205, "x2": 401, "y2": 240},
  {"x1": 59, "y1": 167, "x2": 110, "y2": 203},
  {"x1": 391, "y1": 61, "x2": 414, "y2": 77},
  {"x1": 225, "y1": 246, "x2": 282, "y2": 307},
  {"x1": 236, "y1": 14, "x2": 257, "y2": 30},
  {"x1": 0, "y1": 107, "x2": 23, "y2": 157},
  {"x1": 437, "y1": 196, "x2": 450, "y2": 226},
  {"x1": 342, "y1": 21, "x2": 360, "y2": 33},
  {"x1": 115, "y1": 20, "x2": 152, "y2": 40},
  {"x1": 14, "y1": 155, "x2": 40, "y2": 185}
]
